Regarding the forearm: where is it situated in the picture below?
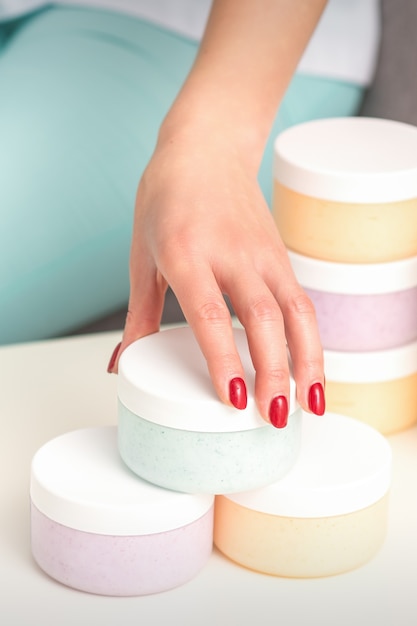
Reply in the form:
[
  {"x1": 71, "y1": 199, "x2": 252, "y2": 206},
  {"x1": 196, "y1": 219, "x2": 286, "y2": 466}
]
[{"x1": 160, "y1": 0, "x2": 327, "y2": 168}]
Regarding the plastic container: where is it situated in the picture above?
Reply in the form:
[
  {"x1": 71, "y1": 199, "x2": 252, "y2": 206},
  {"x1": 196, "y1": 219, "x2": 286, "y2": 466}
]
[
  {"x1": 324, "y1": 340, "x2": 417, "y2": 434},
  {"x1": 289, "y1": 250, "x2": 417, "y2": 351},
  {"x1": 273, "y1": 117, "x2": 417, "y2": 262},
  {"x1": 117, "y1": 326, "x2": 302, "y2": 494},
  {"x1": 214, "y1": 412, "x2": 391, "y2": 578},
  {"x1": 30, "y1": 427, "x2": 214, "y2": 596}
]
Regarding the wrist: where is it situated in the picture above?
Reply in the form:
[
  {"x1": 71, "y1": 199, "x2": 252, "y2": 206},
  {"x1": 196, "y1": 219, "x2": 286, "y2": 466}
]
[{"x1": 158, "y1": 96, "x2": 270, "y2": 176}]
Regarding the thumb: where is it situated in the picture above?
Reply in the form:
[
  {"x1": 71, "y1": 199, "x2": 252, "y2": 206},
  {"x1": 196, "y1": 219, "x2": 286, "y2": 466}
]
[{"x1": 107, "y1": 270, "x2": 167, "y2": 374}]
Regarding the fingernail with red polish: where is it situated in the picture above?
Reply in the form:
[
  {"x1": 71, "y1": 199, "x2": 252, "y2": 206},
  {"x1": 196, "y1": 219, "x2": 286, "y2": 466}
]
[
  {"x1": 308, "y1": 382, "x2": 325, "y2": 415},
  {"x1": 107, "y1": 342, "x2": 121, "y2": 373},
  {"x1": 229, "y1": 377, "x2": 247, "y2": 410},
  {"x1": 269, "y1": 395, "x2": 288, "y2": 429}
]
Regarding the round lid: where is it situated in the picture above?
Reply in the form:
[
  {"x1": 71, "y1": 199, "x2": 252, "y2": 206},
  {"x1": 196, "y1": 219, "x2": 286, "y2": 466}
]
[
  {"x1": 289, "y1": 250, "x2": 417, "y2": 294},
  {"x1": 117, "y1": 326, "x2": 298, "y2": 432},
  {"x1": 324, "y1": 339, "x2": 417, "y2": 382},
  {"x1": 225, "y1": 412, "x2": 391, "y2": 517},
  {"x1": 30, "y1": 427, "x2": 214, "y2": 535},
  {"x1": 274, "y1": 117, "x2": 417, "y2": 203}
]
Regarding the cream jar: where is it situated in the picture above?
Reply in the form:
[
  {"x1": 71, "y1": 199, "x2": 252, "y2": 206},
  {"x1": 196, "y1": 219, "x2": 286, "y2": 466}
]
[
  {"x1": 118, "y1": 326, "x2": 301, "y2": 495},
  {"x1": 289, "y1": 250, "x2": 417, "y2": 351},
  {"x1": 214, "y1": 412, "x2": 391, "y2": 578},
  {"x1": 273, "y1": 117, "x2": 417, "y2": 262},
  {"x1": 30, "y1": 426, "x2": 214, "y2": 596},
  {"x1": 324, "y1": 340, "x2": 417, "y2": 434}
]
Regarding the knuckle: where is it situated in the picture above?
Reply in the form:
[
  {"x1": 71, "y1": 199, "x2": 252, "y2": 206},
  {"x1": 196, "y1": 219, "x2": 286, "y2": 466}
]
[
  {"x1": 195, "y1": 299, "x2": 230, "y2": 323},
  {"x1": 123, "y1": 308, "x2": 153, "y2": 335},
  {"x1": 125, "y1": 308, "x2": 135, "y2": 327},
  {"x1": 298, "y1": 356, "x2": 324, "y2": 377},
  {"x1": 286, "y1": 290, "x2": 317, "y2": 319},
  {"x1": 257, "y1": 364, "x2": 290, "y2": 394},
  {"x1": 266, "y1": 366, "x2": 289, "y2": 386},
  {"x1": 246, "y1": 296, "x2": 281, "y2": 324}
]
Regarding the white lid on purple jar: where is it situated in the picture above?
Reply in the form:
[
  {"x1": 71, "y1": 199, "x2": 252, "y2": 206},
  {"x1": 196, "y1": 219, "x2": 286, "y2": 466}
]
[
  {"x1": 30, "y1": 427, "x2": 214, "y2": 535},
  {"x1": 224, "y1": 412, "x2": 391, "y2": 518},
  {"x1": 274, "y1": 117, "x2": 417, "y2": 203},
  {"x1": 289, "y1": 250, "x2": 417, "y2": 294},
  {"x1": 324, "y1": 339, "x2": 417, "y2": 382},
  {"x1": 117, "y1": 326, "x2": 298, "y2": 432}
]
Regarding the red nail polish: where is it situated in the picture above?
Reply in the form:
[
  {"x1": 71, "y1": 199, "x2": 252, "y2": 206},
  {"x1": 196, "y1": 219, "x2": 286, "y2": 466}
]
[
  {"x1": 229, "y1": 377, "x2": 247, "y2": 410},
  {"x1": 107, "y1": 342, "x2": 121, "y2": 373},
  {"x1": 269, "y1": 395, "x2": 288, "y2": 429},
  {"x1": 308, "y1": 382, "x2": 325, "y2": 415}
]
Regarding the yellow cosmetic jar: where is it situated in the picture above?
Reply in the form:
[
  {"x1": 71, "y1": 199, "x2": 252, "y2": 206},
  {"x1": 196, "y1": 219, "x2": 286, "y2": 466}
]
[
  {"x1": 273, "y1": 117, "x2": 417, "y2": 262},
  {"x1": 323, "y1": 340, "x2": 417, "y2": 435},
  {"x1": 214, "y1": 412, "x2": 391, "y2": 578}
]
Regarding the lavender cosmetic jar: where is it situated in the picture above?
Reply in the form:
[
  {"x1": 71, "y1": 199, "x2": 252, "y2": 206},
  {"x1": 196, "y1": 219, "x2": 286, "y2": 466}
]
[
  {"x1": 31, "y1": 427, "x2": 214, "y2": 596},
  {"x1": 289, "y1": 250, "x2": 417, "y2": 352}
]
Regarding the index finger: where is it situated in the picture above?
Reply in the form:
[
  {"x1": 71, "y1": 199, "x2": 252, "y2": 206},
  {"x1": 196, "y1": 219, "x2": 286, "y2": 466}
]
[{"x1": 171, "y1": 264, "x2": 248, "y2": 411}]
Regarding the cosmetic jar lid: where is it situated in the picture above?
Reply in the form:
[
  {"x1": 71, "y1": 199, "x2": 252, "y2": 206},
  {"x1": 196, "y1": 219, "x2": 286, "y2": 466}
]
[
  {"x1": 274, "y1": 117, "x2": 417, "y2": 203},
  {"x1": 289, "y1": 250, "x2": 417, "y2": 294},
  {"x1": 30, "y1": 427, "x2": 214, "y2": 535},
  {"x1": 117, "y1": 326, "x2": 298, "y2": 432},
  {"x1": 324, "y1": 339, "x2": 417, "y2": 382},
  {"x1": 224, "y1": 412, "x2": 391, "y2": 518}
]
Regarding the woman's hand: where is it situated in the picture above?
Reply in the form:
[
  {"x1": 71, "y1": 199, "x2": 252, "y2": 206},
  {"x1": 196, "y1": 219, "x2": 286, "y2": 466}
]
[
  {"x1": 111, "y1": 119, "x2": 324, "y2": 425},
  {"x1": 108, "y1": 0, "x2": 327, "y2": 425}
]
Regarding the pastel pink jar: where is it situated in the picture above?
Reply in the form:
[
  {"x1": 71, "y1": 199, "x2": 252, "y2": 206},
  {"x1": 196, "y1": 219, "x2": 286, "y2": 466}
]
[
  {"x1": 289, "y1": 250, "x2": 417, "y2": 352},
  {"x1": 30, "y1": 427, "x2": 214, "y2": 596}
]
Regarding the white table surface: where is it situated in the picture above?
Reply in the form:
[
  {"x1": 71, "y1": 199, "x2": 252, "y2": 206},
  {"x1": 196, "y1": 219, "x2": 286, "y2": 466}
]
[{"x1": 1, "y1": 329, "x2": 416, "y2": 626}]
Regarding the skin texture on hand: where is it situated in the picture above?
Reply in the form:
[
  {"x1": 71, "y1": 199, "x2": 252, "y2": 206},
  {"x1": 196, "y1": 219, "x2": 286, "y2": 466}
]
[{"x1": 111, "y1": 0, "x2": 327, "y2": 424}]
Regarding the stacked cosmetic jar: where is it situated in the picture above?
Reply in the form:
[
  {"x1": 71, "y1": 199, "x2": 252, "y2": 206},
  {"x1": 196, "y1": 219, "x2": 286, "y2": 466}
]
[
  {"x1": 32, "y1": 117, "x2": 415, "y2": 590},
  {"x1": 31, "y1": 326, "x2": 392, "y2": 589},
  {"x1": 273, "y1": 117, "x2": 417, "y2": 435},
  {"x1": 30, "y1": 326, "x2": 303, "y2": 596}
]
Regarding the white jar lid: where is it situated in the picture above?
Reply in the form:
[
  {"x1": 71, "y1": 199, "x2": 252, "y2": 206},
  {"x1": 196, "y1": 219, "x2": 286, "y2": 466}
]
[
  {"x1": 274, "y1": 117, "x2": 417, "y2": 203},
  {"x1": 324, "y1": 339, "x2": 417, "y2": 382},
  {"x1": 30, "y1": 427, "x2": 214, "y2": 535},
  {"x1": 224, "y1": 412, "x2": 391, "y2": 518},
  {"x1": 117, "y1": 326, "x2": 298, "y2": 432},
  {"x1": 289, "y1": 250, "x2": 417, "y2": 294}
]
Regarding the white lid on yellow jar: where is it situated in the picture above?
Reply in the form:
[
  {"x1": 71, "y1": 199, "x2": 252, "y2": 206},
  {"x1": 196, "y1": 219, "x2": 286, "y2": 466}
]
[
  {"x1": 324, "y1": 339, "x2": 417, "y2": 382},
  {"x1": 274, "y1": 117, "x2": 417, "y2": 203},
  {"x1": 30, "y1": 427, "x2": 214, "y2": 535},
  {"x1": 224, "y1": 412, "x2": 391, "y2": 518},
  {"x1": 289, "y1": 250, "x2": 417, "y2": 294},
  {"x1": 118, "y1": 326, "x2": 298, "y2": 432}
]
